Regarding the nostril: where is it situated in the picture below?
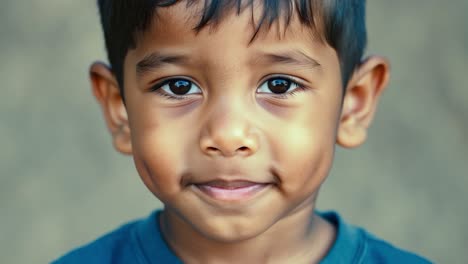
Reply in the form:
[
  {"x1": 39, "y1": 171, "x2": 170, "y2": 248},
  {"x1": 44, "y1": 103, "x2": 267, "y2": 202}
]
[
  {"x1": 207, "y1": 147, "x2": 218, "y2": 152},
  {"x1": 238, "y1": 146, "x2": 248, "y2": 151}
]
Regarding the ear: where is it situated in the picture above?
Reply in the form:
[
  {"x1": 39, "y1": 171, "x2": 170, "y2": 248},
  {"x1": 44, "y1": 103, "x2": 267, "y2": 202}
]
[
  {"x1": 89, "y1": 62, "x2": 132, "y2": 155},
  {"x1": 337, "y1": 56, "x2": 390, "y2": 148}
]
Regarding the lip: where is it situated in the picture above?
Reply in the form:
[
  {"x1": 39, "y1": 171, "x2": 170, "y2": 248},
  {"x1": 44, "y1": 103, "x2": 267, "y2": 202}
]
[{"x1": 192, "y1": 180, "x2": 271, "y2": 202}]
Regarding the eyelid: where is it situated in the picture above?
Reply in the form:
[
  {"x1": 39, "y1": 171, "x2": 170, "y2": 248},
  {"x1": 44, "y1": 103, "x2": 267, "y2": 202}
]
[
  {"x1": 257, "y1": 74, "x2": 307, "y2": 88},
  {"x1": 148, "y1": 76, "x2": 200, "y2": 91}
]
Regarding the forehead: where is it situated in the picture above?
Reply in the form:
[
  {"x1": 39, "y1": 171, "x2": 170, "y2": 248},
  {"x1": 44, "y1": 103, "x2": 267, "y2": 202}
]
[{"x1": 132, "y1": 0, "x2": 326, "y2": 53}]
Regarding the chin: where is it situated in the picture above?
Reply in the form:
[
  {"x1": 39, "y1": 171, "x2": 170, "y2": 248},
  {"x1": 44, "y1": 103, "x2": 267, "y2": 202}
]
[
  {"x1": 193, "y1": 215, "x2": 273, "y2": 243},
  {"x1": 202, "y1": 226, "x2": 265, "y2": 243}
]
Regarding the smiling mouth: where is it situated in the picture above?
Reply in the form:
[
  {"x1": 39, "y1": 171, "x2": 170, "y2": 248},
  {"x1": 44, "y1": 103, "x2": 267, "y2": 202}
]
[{"x1": 193, "y1": 180, "x2": 271, "y2": 202}]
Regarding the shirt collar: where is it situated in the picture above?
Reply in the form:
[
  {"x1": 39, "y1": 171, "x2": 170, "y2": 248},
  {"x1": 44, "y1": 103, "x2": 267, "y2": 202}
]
[
  {"x1": 318, "y1": 211, "x2": 365, "y2": 264},
  {"x1": 134, "y1": 210, "x2": 364, "y2": 264},
  {"x1": 134, "y1": 210, "x2": 182, "y2": 264}
]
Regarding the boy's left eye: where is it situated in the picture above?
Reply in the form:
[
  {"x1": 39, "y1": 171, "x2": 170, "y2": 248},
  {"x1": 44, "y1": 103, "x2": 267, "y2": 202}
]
[{"x1": 257, "y1": 77, "x2": 303, "y2": 96}]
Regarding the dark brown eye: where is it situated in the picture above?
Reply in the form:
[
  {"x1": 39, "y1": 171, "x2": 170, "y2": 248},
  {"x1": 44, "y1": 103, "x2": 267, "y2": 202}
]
[
  {"x1": 267, "y1": 78, "x2": 291, "y2": 94},
  {"x1": 257, "y1": 76, "x2": 303, "y2": 99},
  {"x1": 168, "y1": 79, "x2": 191, "y2": 95}
]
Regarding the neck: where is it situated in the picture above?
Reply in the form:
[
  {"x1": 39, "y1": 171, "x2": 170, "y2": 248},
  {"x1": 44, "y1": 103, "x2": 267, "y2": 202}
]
[{"x1": 159, "y1": 205, "x2": 336, "y2": 264}]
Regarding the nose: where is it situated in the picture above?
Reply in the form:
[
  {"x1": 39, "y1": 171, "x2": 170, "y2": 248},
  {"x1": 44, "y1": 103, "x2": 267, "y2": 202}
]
[{"x1": 199, "y1": 102, "x2": 259, "y2": 158}]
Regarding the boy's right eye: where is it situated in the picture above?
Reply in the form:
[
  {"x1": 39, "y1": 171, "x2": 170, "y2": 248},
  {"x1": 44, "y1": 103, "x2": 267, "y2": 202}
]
[{"x1": 150, "y1": 78, "x2": 202, "y2": 100}]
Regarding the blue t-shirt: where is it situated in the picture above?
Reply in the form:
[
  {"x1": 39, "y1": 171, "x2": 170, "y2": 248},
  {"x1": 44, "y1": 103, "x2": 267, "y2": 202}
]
[{"x1": 52, "y1": 210, "x2": 432, "y2": 263}]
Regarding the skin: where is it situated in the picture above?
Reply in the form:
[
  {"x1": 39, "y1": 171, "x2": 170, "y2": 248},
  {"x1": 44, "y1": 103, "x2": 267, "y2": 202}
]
[{"x1": 89, "y1": 1, "x2": 390, "y2": 263}]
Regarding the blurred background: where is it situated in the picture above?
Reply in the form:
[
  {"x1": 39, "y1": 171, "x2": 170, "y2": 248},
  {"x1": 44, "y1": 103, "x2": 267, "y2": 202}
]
[{"x1": 1, "y1": 0, "x2": 467, "y2": 263}]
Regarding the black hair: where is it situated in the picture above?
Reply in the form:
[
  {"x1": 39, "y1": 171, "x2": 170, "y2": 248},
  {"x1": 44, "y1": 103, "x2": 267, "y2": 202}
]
[{"x1": 97, "y1": 0, "x2": 367, "y2": 95}]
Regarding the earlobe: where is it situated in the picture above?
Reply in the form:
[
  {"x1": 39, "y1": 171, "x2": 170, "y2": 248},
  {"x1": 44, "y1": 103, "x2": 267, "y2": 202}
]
[
  {"x1": 337, "y1": 115, "x2": 368, "y2": 148},
  {"x1": 89, "y1": 62, "x2": 133, "y2": 155},
  {"x1": 337, "y1": 55, "x2": 390, "y2": 148}
]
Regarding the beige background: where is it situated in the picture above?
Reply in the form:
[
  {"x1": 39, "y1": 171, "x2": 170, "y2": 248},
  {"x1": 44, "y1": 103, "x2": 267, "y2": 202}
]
[{"x1": 1, "y1": 1, "x2": 467, "y2": 263}]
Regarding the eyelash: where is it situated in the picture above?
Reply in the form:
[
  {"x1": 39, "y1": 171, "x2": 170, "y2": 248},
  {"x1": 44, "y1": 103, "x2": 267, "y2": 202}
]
[{"x1": 149, "y1": 76, "x2": 309, "y2": 101}]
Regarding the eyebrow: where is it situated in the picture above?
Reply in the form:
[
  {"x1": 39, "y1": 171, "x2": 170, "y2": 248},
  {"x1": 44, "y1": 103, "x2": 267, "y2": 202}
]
[
  {"x1": 136, "y1": 52, "x2": 190, "y2": 77},
  {"x1": 252, "y1": 50, "x2": 322, "y2": 70},
  {"x1": 136, "y1": 49, "x2": 321, "y2": 77}
]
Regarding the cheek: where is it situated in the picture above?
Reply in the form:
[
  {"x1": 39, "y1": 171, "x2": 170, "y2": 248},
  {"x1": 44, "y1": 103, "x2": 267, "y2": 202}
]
[
  {"x1": 130, "y1": 113, "x2": 187, "y2": 199},
  {"x1": 271, "y1": 104, "x2": 338, "y2": 196},
  {"x1": 276, "y1": 127, "x2": 334, "y2": 193}
]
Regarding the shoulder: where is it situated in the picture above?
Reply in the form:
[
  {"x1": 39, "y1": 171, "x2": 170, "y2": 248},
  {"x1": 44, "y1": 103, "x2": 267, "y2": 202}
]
[
  {"x1": 359, "y1": 229, "x2": 432, "y2": 264},
  {"x1": 318, "y1": 211, "x2": 432, "y2": 264},
  {"x1": 50, "y1": 218, "x2": 146, "y2": 264}
]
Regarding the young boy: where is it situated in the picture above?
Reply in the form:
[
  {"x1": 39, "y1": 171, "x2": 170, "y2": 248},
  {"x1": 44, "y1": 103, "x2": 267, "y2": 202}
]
[{"x1": 53, "y1": 0, "x2": 431, "y2": 263}]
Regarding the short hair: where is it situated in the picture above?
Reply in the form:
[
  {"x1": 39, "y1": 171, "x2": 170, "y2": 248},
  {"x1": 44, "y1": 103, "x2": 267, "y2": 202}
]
[{"x1": 97, "y1": 0, "x2": 367, "y2": 95}]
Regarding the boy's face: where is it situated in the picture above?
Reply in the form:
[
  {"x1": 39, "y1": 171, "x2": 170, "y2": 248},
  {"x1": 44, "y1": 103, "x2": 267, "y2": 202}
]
[{"x1": 91, "y1": 1, "x2": 388, "y2": 242}]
